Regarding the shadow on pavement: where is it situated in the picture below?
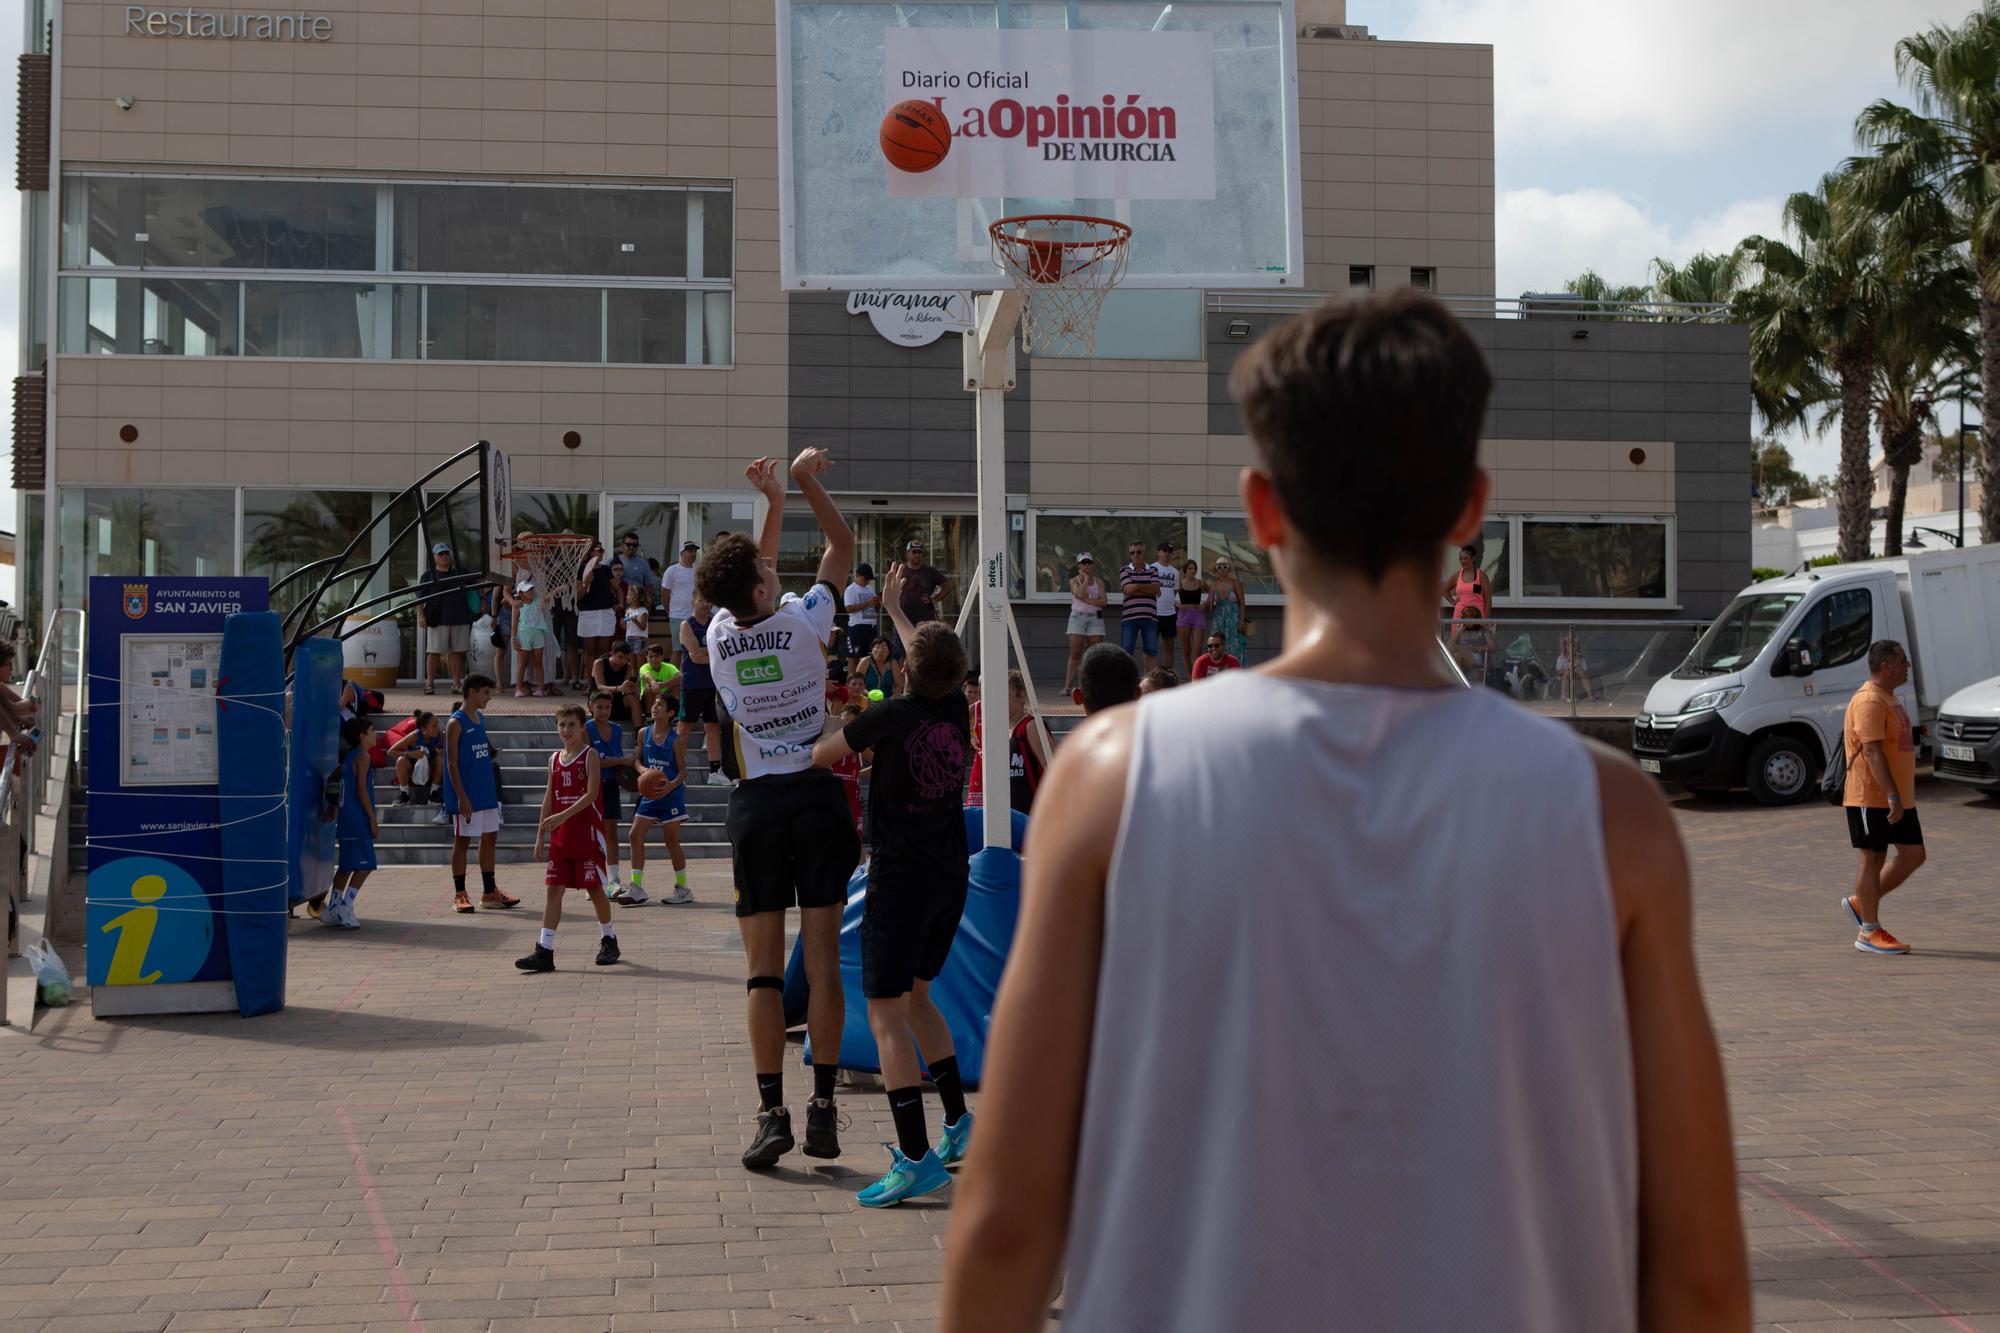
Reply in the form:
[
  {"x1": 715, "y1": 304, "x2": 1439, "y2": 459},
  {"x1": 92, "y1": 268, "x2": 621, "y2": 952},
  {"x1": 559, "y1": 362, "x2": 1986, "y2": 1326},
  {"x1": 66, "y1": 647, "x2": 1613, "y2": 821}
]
[{"x1": 100, "y1": 1007, "x2": 540, "y2": 1051}]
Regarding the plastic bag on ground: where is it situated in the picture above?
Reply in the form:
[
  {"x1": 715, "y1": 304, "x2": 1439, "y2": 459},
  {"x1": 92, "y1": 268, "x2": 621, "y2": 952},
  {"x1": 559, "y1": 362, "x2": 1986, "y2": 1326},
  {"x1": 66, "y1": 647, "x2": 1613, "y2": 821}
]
[{"x1": 28, "y1": 939, "x2": 71, "y2": 1007}]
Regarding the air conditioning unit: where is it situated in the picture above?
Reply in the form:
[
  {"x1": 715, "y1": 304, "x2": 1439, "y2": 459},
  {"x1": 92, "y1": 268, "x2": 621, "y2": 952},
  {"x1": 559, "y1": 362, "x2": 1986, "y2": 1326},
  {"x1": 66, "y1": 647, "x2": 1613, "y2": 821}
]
[{"x1": 1300, "y1": 23, "x2": 1373, "y2": 39}]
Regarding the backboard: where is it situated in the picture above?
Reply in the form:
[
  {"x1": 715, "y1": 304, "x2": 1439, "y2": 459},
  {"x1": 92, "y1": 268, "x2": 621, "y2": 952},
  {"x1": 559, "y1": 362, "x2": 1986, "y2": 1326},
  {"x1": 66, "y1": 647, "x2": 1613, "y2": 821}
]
[{"x1": 776, "y1": 0, "x2": 1304, "y2": 292}]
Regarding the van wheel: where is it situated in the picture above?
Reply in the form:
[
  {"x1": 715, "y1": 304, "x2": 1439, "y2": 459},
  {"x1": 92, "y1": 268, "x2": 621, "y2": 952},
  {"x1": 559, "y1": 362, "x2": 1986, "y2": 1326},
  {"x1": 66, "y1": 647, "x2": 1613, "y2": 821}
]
[{"x1": 1746, "y1": 735, "x2": 1815, "y2": 806}]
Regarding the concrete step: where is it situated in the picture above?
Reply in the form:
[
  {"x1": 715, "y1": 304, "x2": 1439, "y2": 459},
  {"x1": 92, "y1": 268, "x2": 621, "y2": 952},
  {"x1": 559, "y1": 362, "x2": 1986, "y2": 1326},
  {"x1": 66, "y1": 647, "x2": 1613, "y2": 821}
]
[{"x1": 362, "y1": 844, "x2": 732, "y2": 866}]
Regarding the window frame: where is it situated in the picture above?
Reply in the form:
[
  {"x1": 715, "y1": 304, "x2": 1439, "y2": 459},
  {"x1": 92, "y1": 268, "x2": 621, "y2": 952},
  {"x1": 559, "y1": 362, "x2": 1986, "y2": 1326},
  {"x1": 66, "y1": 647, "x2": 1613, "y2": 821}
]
[
  {"x1": 1026, "y1": 509, "x2": 1202, "y2": 604},
  {"x1": 56, "y1": 172, "x2": 735, "y2": 368}
]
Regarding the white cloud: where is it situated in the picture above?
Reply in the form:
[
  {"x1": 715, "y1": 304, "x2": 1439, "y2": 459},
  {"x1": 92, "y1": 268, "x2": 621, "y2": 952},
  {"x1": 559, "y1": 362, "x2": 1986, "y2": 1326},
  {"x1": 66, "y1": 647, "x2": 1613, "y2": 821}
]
[
  {"x1": 1496, "y1": 186, "x2": 1781, "y2": 297},
  {"x1": 1391, "y1": 0, "x2": 1971, "y2": 154}
]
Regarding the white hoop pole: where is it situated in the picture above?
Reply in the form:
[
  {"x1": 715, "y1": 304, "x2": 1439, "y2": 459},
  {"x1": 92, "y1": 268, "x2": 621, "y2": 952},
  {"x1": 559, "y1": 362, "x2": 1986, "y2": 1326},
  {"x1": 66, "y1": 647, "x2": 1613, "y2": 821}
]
[{"x1": 968, "y1": 290, "x2": 1023, "y2": 852}]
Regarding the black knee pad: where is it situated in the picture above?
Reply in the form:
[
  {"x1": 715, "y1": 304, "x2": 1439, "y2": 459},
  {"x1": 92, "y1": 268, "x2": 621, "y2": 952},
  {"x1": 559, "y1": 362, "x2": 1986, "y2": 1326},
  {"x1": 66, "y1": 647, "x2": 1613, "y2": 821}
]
[{"x1": 746, "y1": 975, "x2": 783, "y2": 993}]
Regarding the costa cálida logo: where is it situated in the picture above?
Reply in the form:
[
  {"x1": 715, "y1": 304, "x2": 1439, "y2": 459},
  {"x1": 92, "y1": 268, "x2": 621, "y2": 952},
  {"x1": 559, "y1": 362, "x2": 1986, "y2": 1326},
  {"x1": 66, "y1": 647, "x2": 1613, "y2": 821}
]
[{"x1": 880, "y1": 29, "x2": 1217, "y2": 202}]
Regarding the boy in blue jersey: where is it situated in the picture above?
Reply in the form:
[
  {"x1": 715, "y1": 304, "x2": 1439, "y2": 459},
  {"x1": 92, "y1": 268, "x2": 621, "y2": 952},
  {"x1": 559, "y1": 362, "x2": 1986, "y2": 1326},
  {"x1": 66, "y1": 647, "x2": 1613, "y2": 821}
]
[
  {"x1": 586, "y1": 690, "x2": 634, "y2": 901},
  {"x1": 630, "y1": 692, "x2": 692, "y2": 905},
  {"x1": 444, "y1": 674, "x2": 520, "y2": 914}
]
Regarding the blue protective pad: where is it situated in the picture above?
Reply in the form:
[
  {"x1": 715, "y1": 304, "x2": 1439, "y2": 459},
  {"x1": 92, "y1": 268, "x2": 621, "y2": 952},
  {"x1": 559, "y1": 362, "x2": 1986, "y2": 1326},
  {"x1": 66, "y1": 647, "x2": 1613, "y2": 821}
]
[
  {"x1": 792, "y1": 807, "x2": 1027, "y2": 1086},
  {"x1": 287, "y1": 637, "x2": 344, "y2": 911},
  {"x1": 218, "y1": 612, "x2": 290, "y2": 1017}
]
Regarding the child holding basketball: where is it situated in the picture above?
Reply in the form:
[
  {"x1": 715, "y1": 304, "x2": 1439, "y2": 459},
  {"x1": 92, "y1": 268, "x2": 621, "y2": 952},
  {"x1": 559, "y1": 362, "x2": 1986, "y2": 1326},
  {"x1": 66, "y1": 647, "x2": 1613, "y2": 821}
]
[
  {"x1": 629, "y1": 693, "x2": 693, "y2": 906},
  {"x1": 519, "y1": 704, "x2": 620, "y2": 972},
  {"x1": 586, "y1": 691, "x2": 633, "y2": 901},
  {"x1": 310, "y1": 716, "x2": 378, "y2": 929}
]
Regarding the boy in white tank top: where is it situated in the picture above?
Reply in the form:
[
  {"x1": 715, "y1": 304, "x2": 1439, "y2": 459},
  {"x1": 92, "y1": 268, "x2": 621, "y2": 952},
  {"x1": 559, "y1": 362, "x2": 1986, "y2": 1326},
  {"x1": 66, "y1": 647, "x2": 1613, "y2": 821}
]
[{"x1": 940, "y1": 291, "x2": 1750, "y2": 1332}]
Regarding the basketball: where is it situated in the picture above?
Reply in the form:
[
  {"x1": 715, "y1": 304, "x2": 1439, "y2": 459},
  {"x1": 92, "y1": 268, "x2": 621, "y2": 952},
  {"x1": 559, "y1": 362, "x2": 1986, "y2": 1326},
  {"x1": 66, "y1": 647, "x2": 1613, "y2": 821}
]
[
  {"x1": 880, "y1": 99, "x2": 951, "y2": 173},
  {"x1": 638, "y1": 768, "x2": 670, "y2": 800}
]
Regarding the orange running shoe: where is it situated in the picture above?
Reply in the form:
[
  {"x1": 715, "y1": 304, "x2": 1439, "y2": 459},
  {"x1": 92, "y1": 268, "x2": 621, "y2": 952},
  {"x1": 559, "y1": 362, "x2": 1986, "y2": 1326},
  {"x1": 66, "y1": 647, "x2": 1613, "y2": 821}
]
[{"x1": 1855, "y1": 927, "x2": 1909, "y2": 955}]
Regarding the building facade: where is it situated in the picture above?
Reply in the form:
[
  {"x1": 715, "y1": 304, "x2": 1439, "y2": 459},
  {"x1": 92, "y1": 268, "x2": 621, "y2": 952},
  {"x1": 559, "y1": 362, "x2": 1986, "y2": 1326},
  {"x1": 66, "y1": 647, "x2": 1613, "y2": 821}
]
[{"x1": 14, "y1": 0, "x2": 1750, "y2": 680}]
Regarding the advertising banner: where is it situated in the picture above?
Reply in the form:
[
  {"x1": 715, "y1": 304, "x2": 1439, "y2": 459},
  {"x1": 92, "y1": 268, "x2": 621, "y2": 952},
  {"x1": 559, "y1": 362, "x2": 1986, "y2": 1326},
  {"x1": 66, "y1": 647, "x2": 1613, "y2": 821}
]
[{"x1": 882, "y1": 28, "x2": 1216, "y2": 200}]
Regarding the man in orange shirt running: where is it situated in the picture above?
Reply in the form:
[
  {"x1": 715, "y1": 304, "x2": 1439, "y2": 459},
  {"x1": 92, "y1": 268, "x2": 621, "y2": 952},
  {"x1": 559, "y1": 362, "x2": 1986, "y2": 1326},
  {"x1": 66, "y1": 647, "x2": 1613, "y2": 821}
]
[{"x1": 1840, "y1": 639, "x2": 1926, "y2": 955}]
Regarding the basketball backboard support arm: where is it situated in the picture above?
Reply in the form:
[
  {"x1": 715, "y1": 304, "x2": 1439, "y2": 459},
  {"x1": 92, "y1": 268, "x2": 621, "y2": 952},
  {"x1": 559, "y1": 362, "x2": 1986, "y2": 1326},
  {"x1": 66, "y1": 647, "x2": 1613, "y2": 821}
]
[{"x1": 966, "y1": 290, "x2": 1021, "y2": 851}]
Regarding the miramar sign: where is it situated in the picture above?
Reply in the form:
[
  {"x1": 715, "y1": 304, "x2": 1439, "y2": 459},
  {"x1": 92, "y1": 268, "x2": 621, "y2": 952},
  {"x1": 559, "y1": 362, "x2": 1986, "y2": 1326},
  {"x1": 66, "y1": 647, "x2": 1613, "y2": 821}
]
[
  {"x1": 846, "y1": 290, "x2": 974, "y2": 347},
  {"x1": 125, "y1": 7, "x2": 334, "y2": 40}
]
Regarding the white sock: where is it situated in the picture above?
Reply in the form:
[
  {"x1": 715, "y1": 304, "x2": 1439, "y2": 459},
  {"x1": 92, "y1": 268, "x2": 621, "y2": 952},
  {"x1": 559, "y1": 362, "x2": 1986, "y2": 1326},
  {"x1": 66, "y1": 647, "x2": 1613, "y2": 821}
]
[
  {"x1": 1862, "y1": 920, "x2": 1879, "y2": 933},
  {"x1": 599, "y1": 921, "x2": 616, "y2": 939},
  {"x1": 538, "y1": 927, "x2": 556, "y2": 949},
  {"x1": 338, "y1": 888, "x2": 357, "y2": 909}
]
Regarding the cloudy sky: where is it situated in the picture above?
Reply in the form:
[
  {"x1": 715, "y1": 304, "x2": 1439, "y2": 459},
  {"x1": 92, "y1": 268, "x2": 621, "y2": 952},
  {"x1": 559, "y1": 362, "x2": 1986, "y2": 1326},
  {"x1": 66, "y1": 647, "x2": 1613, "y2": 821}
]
[
  {"x1": 1353, "y1": 0, "x2": 1978, "y2": 475},
  {"x1": 0, "y1": 0, "x2": 1976, "y2": 548}
]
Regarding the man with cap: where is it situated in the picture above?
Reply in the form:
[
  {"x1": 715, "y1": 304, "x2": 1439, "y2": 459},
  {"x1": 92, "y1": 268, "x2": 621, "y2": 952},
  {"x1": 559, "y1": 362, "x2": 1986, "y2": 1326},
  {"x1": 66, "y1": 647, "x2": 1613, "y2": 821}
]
[
  {"x1": 416, "y1": 541, "x2": 476, "y2": 696},
  {"x1": 662, "y1": 539, "x2": 700, "y2": 655},
  {"x1": 897, "y1": 539, "x2": 951, "y2": 631},
  {"x1": 1151, "y1": 538, "x2": 1182, "y2": 668}
]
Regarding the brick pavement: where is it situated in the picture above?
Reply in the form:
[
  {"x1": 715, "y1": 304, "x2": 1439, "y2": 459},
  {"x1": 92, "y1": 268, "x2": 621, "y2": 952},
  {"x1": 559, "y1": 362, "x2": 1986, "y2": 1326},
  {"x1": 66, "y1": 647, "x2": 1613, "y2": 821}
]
[{"x1": 1, "y1": 777, "x2": 1996, "y2": 1331}]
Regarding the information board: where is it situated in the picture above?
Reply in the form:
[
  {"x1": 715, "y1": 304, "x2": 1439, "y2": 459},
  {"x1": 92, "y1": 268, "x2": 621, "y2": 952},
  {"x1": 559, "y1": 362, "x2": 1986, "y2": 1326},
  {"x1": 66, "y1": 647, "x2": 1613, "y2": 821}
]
[{"x1": 119, "y1": 634, "x2": 223, "y2": 786}]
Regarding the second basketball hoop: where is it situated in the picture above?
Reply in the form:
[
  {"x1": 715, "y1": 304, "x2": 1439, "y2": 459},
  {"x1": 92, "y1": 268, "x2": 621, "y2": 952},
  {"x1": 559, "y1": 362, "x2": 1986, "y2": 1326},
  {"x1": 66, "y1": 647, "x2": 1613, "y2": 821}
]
[{"x1": 988, "y1": 214, "x2": 1132, "y2": 357}]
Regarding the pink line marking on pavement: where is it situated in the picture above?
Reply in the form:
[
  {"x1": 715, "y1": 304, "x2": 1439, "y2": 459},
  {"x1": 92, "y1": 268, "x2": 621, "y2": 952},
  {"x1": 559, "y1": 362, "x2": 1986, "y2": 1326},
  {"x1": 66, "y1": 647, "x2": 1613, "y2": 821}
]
[
  {"x1": 337, "y1": 1105, "x2": 426, "y2": 1331},
  {"x1": 1743, "y1": 1172, "x2": 1975, "y2": 1332},
  {"x1": 324, "y1": 889, "x2": 453, "y2": 1018}
]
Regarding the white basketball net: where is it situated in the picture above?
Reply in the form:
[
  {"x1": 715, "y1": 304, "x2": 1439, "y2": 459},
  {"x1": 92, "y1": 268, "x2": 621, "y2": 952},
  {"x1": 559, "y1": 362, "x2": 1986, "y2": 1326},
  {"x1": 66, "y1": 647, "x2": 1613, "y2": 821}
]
[
  {"x1": 989, "y1": 215, "x2": 1132, "y2": 357},
  {"x1": 505, "y1": 534, "x2": 594, "y2": 611}
]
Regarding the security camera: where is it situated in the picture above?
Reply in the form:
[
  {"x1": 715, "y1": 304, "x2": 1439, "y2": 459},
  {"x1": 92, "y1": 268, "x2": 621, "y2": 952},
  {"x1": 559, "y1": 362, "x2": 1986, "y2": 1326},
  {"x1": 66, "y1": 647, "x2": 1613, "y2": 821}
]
[{"x1": 114, "y1": 96, "x2": 134, "y2": 111}]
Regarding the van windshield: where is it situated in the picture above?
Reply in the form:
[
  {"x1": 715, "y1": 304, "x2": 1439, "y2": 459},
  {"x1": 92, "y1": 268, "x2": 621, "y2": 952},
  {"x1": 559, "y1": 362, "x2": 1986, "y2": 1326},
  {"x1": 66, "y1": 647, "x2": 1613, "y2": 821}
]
[{"x1": 1677, "y1": 592, "x2": 1804, "y2": 677}]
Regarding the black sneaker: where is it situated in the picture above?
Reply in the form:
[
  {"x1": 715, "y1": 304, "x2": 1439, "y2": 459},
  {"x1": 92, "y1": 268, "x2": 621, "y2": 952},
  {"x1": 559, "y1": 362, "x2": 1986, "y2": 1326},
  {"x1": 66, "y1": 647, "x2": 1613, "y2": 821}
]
[
  {"x1": 595, "y1": 935, "x2": 620, "y2": 966},
  {"x1": 803, "y1": 1097, "x2": 841, "y2": 1159},
  {"x1": 741, "y1": 1107, "x2": 795, "y2": 1169},
  {"x1": 513, "y1": 944, "x2": 555, "y2": 973},
  {"x1": 394, "y1": 792, "x2": 414, "y2": 806}
]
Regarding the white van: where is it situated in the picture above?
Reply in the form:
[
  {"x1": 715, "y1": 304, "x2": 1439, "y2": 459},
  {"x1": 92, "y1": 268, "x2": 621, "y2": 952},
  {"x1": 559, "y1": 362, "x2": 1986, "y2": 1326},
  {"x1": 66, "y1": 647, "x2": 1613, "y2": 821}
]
[{"x1": 1632, "y1": 543, "x2": 2000, "y2": 804}]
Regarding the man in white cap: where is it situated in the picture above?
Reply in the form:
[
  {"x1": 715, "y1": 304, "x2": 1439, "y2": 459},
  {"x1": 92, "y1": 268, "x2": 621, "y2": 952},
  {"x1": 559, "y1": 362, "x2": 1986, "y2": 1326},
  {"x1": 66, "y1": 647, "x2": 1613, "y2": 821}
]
[{"x1": 663, "y1": 539, "x2": 700, "y2": 653}]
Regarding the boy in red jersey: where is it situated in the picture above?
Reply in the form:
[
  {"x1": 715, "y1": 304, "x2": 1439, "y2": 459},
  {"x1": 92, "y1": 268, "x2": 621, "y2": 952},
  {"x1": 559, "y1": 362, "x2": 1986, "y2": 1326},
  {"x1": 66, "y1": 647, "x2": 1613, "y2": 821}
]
[{"x1": 518, "y1": 704, "x2": 621, "y2": 972}]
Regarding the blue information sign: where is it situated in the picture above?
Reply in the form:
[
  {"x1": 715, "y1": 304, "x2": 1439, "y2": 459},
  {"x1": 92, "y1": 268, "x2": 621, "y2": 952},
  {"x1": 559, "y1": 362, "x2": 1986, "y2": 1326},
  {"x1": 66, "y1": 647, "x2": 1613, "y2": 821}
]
[{"x1": 86, "y1": 577, "x2": 275, "y2": 1010}]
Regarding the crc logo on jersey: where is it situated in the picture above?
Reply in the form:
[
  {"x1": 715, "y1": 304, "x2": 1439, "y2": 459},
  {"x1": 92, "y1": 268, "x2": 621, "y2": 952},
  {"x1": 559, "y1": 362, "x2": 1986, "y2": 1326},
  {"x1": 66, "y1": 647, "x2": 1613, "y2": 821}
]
[
  {"x1": 123, "y1": 583, "x2": 149, "y2": 619},
  {"x1": 737, "y1": 655, "x2": 784, "y2": 685}
]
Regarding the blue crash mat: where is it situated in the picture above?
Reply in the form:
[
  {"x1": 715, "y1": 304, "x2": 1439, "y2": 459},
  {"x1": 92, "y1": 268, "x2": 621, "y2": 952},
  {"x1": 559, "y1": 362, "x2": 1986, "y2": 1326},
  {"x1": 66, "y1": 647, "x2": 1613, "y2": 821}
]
[{"x1": 787, "y1": 807, "x2": 1027, "y2": 1087}]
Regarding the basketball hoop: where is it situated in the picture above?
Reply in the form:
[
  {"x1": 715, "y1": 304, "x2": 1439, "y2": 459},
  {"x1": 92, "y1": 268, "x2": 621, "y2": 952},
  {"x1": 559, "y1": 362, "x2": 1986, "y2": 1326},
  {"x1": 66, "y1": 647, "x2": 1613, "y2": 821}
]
[
  {"x1": 499, "y1": 533, "x2": 595, "y2": 611},
  {"x1": 989, "y1": 214, "x2": 1132, "y2": 357}
]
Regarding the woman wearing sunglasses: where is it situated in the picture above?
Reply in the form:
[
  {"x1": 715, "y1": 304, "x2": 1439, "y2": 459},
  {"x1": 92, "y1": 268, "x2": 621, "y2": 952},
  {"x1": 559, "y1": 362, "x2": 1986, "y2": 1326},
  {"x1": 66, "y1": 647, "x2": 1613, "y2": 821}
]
[{"x1": 1204, "y1": 558, "x2": 1250, "y2": 662}]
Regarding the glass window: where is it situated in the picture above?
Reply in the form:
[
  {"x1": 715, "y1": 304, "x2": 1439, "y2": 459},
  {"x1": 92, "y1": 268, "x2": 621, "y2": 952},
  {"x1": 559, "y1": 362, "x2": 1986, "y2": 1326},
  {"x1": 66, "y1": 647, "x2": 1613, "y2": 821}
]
[
  {"x1": 243, "y1": 282, "x2": 387, "y2": 358},
  {"x1": 59, "y1": 487, "x2": 236, "y2": 610},
  {"x1": 1040, "y1": 289, "x2": 1200, "y2": 361},
  {"x1": 605, "y1": 289, "x2": 732, "y2": 366},
  {"x1": 59, "y1": 276, "x2": 238, "y2": 355},
  {"x1": 1520, "y1": 519, "x2": 1669, "y2": 601},
  {"x1": 394, "y1": 184, "x2": 707, "y2": 279},
  {"x1": 1197, "y1": 516, "x2": 1277, "y2": 598},
  {"x1": 1802, "y1": 588, "x2": 1872, "y2": 671},
  {"x1": 609, "y1": 499, "x2": 678, "y2": 578},
  {"x1": 515, "y1": 491, "x2": 602, "y2": 539},
  {"x1": 424, "y1": 286, "x2": 601, "y2": 363},
  {"x1": 685, "y1": 498, "x2": 757, "y2": 550},
  {"x1": 63, "y1": 176, "x2": 376, "y2": 270},
  {"x1": 243, "y1": 489, "x2": 422, "y2": 625},
  {"x1": 699, "y1": 192, "x2": 733, "y2": 281},
  {"x1": 1033, "y1": 514, "x2": 1187, "y2": 596}
]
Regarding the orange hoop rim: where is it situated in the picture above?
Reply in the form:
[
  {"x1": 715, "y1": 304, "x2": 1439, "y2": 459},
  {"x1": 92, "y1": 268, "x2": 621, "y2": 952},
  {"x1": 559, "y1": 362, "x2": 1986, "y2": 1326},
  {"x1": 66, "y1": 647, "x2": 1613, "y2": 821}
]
[
  {"x1": 500, "y1": 532, "x2": 596, "y2": 556},
  {"x1": 988, "y1": 213, "x2": 1132, "y2": 258}
]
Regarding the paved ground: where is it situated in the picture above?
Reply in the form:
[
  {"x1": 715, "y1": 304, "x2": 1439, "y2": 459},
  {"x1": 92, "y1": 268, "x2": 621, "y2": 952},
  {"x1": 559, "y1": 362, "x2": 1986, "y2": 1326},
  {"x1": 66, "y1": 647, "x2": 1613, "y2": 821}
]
[{"x1": 3, "y1": 777, "x2": 1997, "y2": 1331}]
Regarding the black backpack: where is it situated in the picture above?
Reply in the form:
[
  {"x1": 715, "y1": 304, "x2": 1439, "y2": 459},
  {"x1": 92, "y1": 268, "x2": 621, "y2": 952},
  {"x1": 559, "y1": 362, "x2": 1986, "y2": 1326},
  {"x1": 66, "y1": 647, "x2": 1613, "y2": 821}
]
[{"x1": 1820, "y1": 738, "x2": 1847, "y2": 805}]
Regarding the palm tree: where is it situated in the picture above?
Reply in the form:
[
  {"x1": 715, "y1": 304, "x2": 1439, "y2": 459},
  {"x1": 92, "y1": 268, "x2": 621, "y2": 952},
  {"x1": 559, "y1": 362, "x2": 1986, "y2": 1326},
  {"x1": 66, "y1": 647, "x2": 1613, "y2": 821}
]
[
  {"x1": 1650, "y1": 251, "x2": 1745, "y2": 307},
  {"x1": 1561, "y1": 269, "x2": 1651, "y2": 319},
  {"x1": 1735, "y1": 169, "x2": 1888, "y2": 564},
  {"x1": 1855, "y1": 0, "x2": 2000, "y2": 555}
]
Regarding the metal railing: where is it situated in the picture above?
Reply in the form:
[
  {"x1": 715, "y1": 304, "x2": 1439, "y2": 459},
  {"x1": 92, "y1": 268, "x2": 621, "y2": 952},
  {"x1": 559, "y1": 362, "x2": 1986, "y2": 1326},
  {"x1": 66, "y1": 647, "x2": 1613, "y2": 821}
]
[
  {"x1": 3, "y1": 607, "x2": 83, "y2": 962},
  {"x1": 1209, "y1": 292, "x2": 1736, "y2": 323},
  {"x1": 1439, "y1": 617, "x2": 1705, "y2": 719}
]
